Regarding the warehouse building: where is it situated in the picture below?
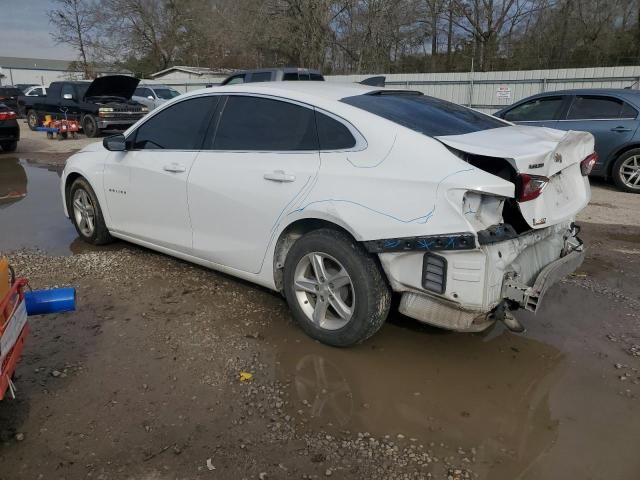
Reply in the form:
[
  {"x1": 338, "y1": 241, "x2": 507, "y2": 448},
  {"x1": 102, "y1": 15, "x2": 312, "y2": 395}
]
[{"x1": 0, "y1": 56, "x2": 131, "y2": 87}]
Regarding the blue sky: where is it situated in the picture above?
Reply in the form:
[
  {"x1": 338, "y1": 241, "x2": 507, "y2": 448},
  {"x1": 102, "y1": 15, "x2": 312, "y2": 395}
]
[{"x1": 0, "y1": 0, "x2": 77, "y2": 59}]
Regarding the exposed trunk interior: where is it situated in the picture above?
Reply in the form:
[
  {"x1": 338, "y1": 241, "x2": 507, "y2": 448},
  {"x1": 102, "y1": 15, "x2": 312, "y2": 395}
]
[{"x1": 457, "y1": 151, "x2": 532, "y2": 234}]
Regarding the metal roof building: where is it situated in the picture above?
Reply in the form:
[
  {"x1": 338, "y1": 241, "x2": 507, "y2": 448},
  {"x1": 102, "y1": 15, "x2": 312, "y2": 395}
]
[{"x1": 0, "y1": 56, "x2": 132, "y2": 86}]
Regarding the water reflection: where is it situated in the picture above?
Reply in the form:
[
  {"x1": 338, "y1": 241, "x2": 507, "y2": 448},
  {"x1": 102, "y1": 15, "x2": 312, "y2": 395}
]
[
  {"x1": 272, "y1": 320, "x2": 565, "y2": 479},
  {"x1": 0, "y1": 159, "x2": 77, "y2": 254},
  {"x1": 0, "y1": 159, "x2": 27, "y2": 207}
]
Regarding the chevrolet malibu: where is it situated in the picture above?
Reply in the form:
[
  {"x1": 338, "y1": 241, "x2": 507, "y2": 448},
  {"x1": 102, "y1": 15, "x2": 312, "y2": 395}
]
[{"x1": 61, "y1": 83, "x2": 593, "y2": 346}]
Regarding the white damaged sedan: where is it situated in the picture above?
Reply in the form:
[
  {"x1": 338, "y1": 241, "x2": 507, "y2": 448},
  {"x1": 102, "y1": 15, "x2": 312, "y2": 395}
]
[{"x1": 61, "y1": 83, "x2": 594, "y2": 346}]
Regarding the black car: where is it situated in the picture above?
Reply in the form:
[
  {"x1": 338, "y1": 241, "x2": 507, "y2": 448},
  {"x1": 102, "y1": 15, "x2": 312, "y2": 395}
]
[
  {"x1": 19, "y1": 75, "x2": 148, "y2": 137},
  {"x1": 0, "y1": 87, "x2": 23, "y2": 112},
  {"x1": 0, "y1": 102, "x2": 19, "y2": 153},
  {"x1": 221, "y1": 67, "x2": 325, "y2": 85}
]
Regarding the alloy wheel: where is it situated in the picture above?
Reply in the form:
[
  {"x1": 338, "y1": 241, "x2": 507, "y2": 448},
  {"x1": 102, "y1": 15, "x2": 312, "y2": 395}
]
[
  {"x1": 72, "y1": 189, "x2": 96, "y2": 237},
  {"x1": 293, "y1": 252, "x2": 355, "y2": 331},
  {"x1": 620, "y1": 155, "x2": 640, "y2": 190}
]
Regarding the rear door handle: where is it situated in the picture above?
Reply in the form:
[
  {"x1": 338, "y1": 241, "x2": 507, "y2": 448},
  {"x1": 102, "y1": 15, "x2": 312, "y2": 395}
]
[
  {"x1": 163, "y1": 163, "x2": 186, "y2": 173},
  {"x1": 264, "y1": 170, "x2": 296, "y2": 182},
  {"x1": 611, "y1": 126, "x2": 633, "y2": 132}
]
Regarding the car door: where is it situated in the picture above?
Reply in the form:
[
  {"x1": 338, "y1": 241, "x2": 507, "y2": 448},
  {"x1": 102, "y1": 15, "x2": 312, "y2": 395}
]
[
  {"x1": 57, "y1": 84, "x2": 83, "y2": 121},
  {"x1": 102, "y1": 95, "x2": 218, "y2": 252},
  {"x1": 499, "y1": 95, "x2": 568, "y2": 128},
  {"x1": 189, "y1": 94, "x2": 321, "y2": 274},
  {"x1": 556, "y1": 95, "x2": 639, "y2": 172}
]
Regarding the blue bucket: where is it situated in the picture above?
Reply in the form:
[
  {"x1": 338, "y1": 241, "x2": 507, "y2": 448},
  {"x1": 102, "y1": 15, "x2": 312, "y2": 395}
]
[{"x1": 24, "y1": 288, "x2": 76, "y2": 316}]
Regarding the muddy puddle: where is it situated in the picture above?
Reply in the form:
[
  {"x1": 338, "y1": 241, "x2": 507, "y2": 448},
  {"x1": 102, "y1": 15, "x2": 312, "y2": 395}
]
[
  {"x1": 267, "y1": 283, "x2": 640, "y2": 479},
  {"x1": 0, "y1": 158, "x2": 113, "y2": 255}
]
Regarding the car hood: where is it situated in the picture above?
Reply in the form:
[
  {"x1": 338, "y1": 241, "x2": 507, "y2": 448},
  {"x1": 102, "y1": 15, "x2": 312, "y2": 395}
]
[{"x1": 84, "y1": 75, "x2": 140, "y2": 100}]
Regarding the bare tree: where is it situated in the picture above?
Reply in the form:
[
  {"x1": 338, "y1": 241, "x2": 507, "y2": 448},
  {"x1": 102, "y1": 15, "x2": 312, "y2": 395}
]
[{"x1": 48, "y1": 0, "x2": 98, "y2": 78}]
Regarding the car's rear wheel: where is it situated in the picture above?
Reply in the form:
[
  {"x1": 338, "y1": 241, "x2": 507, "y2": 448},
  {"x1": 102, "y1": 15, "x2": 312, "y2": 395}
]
[
  {"x1": 82, "y1": 114, "x2": 100, "y2": 138},
  {"x1": 612, "y1": 149, "x2": 640, "y2": 193},
  {"x1": 26, "y1": 110, "x2": 39, "y2": 130},
  {"x1": 283, "y1": 228, "x2": 391, "y2": 347},
  {"x1": 0, "y1": 141, "x2": 17, "y2": 152},
  {"x1": 69, "y1": 177, "x2": 113, "y2": 245}
]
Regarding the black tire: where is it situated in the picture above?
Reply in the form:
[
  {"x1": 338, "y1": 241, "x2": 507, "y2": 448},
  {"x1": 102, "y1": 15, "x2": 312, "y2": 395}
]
[
  {"x1": 0, "y1": 141, "x2": 17, "y2": 152},
  {"x1": 82, "y1": 114, "x2": 100, "y2": 138},
  {"x1": 26, "y1": 110, "x2": 39, "y2": 130},
  {"x1": 68, "y1": 177, "x2": 113, "y2": 245},
  {"x1": 283, "y1": 228, "x2": 391, "y2": 347},
  {"x1": 612, "y1": 149, "x2": 640, "y2": 193}
]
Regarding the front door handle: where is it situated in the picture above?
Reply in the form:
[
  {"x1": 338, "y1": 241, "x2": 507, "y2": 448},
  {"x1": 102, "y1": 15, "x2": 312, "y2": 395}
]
[
  {"x1": 611, "y1": 126, "x2": 633, "y2": 132},
  {"x1": 163, "y1": 163, "x2": 186, "y2": 173},
  {"x1": 264, "y1": 170, "x2": 296, "y2": 182}
]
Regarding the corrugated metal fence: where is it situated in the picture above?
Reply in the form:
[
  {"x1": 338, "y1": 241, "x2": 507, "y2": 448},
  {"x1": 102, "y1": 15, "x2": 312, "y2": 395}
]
[
  {"x1": 326, "y1": 66, "x2": 640, "y2": 113},
  {"x1": 144, "y1": 66, "x2": 640, "y2": 113}
]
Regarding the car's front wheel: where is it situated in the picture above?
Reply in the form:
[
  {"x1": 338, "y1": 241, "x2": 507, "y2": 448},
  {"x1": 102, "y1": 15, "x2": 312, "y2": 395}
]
[
  {"x1": 612, "y1": 149, "x2": 640, "y2": 193},
  {"x1": 283, "y1": 228, "x2": 391, "y2": 347},
  {"x1": 69, "y1": 177, "x2": 113, "y2": 244}
]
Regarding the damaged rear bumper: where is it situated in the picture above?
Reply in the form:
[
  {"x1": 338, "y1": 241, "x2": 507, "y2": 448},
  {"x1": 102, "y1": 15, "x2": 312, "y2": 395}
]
[
  {"x1": 380, "y1": 221, "x2": 583, "y2": 332},
  {"x1": 502, "y1": 247, "x2": 584, "y2": 312}
]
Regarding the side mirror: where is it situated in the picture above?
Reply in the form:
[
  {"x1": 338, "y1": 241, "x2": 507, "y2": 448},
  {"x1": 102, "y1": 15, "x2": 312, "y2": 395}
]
[
  {"x1": 147, "y1": 95, "x2": 154, "y2": 100},
  {"x1": 63, "y1": 93, "x2": 74, "y2": 100},
  {"x1": 103, "y1": 134, "x2": 127, "y2": 151}
]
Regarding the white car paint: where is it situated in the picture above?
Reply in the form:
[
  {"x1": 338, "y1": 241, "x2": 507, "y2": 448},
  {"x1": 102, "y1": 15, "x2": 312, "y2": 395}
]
[
  {"x1": 23, "y1": 86, "x2": 46, "y2": 97},
  {"x1": 61, "y1": 82, "x2": 592, "y2": 333}
]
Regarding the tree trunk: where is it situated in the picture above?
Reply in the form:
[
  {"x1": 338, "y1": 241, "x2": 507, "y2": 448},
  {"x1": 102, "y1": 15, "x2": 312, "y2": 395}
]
[{"x1": 446, "y1": 0, "x2": 453, "y2": 70}]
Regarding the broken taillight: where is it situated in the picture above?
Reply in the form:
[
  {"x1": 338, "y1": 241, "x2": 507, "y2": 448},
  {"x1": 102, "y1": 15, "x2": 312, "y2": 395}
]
[
  {"x1": 517, "y1": 174, "x2": 548, "y2": 202},
  {"x1": 0, "y1": 111, "x2": 17, "y2": 121},
  {"x1": 580, "y1": 152, "x2": 598, "y2": 176}
]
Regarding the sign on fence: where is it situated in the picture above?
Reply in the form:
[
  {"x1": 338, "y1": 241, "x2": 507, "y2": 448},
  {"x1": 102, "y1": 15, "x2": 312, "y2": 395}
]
[{"x1": 496, "y1": 85, "x2": 512, "y2": 99}]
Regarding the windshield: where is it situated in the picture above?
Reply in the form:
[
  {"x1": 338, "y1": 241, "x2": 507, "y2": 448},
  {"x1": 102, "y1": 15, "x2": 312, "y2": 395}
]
[
  {"x1": 341, "y1": 92, "x2": 507, "y2": 137},
  {"x1": 154, "y1": 88, "x2": 180, "y2": 100}
]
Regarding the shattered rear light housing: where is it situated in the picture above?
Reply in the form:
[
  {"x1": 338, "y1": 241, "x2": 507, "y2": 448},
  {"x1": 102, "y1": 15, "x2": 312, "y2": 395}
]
[
  {"x1": 517, "y1": 174, "x2": 548, "y2": 202},
  {"x1": 580, "y1": 152, "x2": 598, "y2": 176}
]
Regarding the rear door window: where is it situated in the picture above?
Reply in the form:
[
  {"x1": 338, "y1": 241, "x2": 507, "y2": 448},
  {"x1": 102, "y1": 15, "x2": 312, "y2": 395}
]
[
  {"x1": 213, "y1": 96, "x2": 318, "y2": 150},
  {"x1": 342, "y1": 93, "x2": 506, "y2": 137},
  {"x1": 502, "y1": 96, "x2": 564, "y2": 122},
  {"x1": 315, "y1": 112, "x2": 356, "y2": 150},
  {"x1": 132, "y1": 96, "x2": 218, "y2": 150},
  {"x1": 283, "y1": 73, "x2": 299, "y2": 81},
  {"x1": 621, "y1": 102, "x2": 638, "y2": 119},
  {"x1": 567, "y1": 96, "x2": 626, "y2": 120}
]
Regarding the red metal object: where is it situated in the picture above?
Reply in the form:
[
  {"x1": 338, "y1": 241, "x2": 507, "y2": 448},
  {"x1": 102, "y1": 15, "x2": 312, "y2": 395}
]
[{"x1": 0, "y1": 278, "x2": 28, "y2": 400}]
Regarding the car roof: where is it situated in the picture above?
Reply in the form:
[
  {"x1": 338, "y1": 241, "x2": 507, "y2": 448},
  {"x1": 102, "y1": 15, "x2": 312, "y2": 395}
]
[
  {"x1": 231, "y1": 67, "x2": 323, "y2": 75},
  {"x1": 179, "y1": 81, "x2": 384, "y2": 104},
  {"x1": 523, "y1": 88, "x2": 640, "y2": 100},
  {"x1": 138, "y1": 84, "x2": 175, "y2": 89}
]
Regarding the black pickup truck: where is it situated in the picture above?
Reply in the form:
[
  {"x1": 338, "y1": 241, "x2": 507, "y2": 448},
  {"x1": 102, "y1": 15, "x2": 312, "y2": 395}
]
[{"x1": 19, "y1": 75, "x2": 148, "y2": 137}]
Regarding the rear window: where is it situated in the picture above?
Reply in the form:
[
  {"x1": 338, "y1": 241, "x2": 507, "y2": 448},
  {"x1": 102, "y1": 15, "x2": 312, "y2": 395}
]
[
  {"x1": 341, "y1": 93, "x2": 506, "y2": 137},
  {"x1": 0, "y1": 88, "x2": 22, "y2": 97},
  {"x1": 247, "y1": 72, "x2": 272, "y2": 83}
]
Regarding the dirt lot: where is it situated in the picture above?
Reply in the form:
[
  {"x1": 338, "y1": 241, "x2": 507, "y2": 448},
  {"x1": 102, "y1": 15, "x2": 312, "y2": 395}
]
[{"x1": 1, "y1": 127, "x2": 639, "y2": 479}]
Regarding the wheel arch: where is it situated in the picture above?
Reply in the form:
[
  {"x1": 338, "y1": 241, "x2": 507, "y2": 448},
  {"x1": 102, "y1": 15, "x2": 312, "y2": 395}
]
[
  {"x1": 271, "y1": 217, "x2": 375, "y2": 292},
  {"x1": 607, "y1": 143, "x2": 640, "y2": 177}
]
